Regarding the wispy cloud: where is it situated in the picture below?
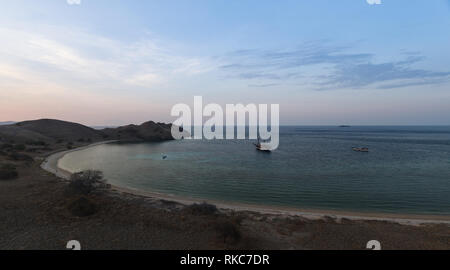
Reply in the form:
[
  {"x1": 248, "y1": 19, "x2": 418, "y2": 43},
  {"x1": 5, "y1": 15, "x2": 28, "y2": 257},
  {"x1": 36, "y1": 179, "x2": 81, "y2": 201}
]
[
  {"x1": 320, "y1": 56, "x2": 450, "y2": 89},
  {"x1": 0, "y1": 25, "x2": 219, "y2": 124},
  {"x1": 67, "y1": 0, "x2": 81, "y2": 5},
  {"x1": 0, "y1": 26, "x2": 214, "y2": 92},
  {"x1": 1, "y1": 25, "x2": 449, "y2": 94},
  {"x1": 248, "y1": 83, "x2": 280, "y2": 88},
  {"x1": 366, "y1": 0, "x2": 382, "y2": 5},
  {"x1": 219, "y1": 42, "x2": 450, "y2": 90}
]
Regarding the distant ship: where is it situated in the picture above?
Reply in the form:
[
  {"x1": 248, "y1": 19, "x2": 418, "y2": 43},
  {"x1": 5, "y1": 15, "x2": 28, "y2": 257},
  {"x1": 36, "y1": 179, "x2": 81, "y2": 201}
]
[
  {"x1": 339, "y1": 125, "x2": 351, "y2": 128},
  {"x1": 352, "y1": 147, "x2": 369, "y2": 152}
]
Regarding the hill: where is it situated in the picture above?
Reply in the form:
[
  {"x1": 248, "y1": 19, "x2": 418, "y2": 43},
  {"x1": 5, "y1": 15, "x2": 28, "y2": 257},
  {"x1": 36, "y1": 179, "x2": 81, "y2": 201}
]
[
  {"x1": 102, "y1": 121, "x2": 173, "y2": 142},
  {"x1": 0, "y1": 121, "x2": 16, "y2": 126},
  {"x1": 17, "y1": 119, "x2": 103, "y2": 143},
  {"x1": 0, "y1": 119, "x2": 174, "y2": 144}
]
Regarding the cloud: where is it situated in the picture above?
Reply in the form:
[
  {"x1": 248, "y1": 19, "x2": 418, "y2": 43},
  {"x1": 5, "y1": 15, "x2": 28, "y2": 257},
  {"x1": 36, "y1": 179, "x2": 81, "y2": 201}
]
[
  {"x1": 67, "y1": 0, "x2": 81, "y2": 5},
  {"x1": 1, "y1": 24, "x2": 448, "y2": 96},
  {"x1": 248, "y1": 83, "x2": 279, "y2": 88},
  {"x1": 366, "y1": 0, "x2": 382, "y2": 5},
  {"x1": 219, "y1": 43, "x2": 450, "y2": 90},
  {"x1": 319, "y1": 58, "x2": 450, "y2": 90},
  {"x1": 0, "y1": 26, "x2": 214, "y2": 91},
  {"x1": 0, "y1": 25, "x2": 217, "y2": 124}
]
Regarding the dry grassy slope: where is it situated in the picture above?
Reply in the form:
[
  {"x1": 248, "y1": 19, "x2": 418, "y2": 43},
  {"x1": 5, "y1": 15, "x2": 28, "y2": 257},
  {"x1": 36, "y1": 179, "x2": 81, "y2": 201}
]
[
  {"x1": 0, "y1": 125, "x2": 51, "y2": 143},
  {"x1": 17, "y1": 119, "x2": 103, "y2": 142},
  {"x1": 0, "y1": 119, "x2": 102, "y2": 143}
]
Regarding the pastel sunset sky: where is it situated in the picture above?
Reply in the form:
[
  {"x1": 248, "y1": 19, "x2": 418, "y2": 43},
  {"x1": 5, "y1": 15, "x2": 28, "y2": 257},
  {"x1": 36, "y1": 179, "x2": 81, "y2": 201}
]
[{"x1": 1, "y1": 0, "x2": 450, "y2": 125}]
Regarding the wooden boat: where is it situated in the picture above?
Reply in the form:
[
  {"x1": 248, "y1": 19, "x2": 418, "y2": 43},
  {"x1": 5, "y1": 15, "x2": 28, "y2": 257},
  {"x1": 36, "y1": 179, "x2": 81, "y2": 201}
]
[{"x1": 352, "y1": 147, "x2": 369, "y2": 152}]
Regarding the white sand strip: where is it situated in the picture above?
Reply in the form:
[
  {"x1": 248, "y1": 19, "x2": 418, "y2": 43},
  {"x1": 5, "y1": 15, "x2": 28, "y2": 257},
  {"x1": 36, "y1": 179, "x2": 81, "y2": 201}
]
[{"x1": 40, "y1": 140, "x2": 118, "y2": 180}]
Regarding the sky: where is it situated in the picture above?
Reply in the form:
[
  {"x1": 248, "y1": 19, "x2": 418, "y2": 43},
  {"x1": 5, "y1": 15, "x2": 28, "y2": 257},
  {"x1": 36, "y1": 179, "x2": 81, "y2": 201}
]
[{"x1": 0, "y1": 0, "x2": 450, "y2": 125}]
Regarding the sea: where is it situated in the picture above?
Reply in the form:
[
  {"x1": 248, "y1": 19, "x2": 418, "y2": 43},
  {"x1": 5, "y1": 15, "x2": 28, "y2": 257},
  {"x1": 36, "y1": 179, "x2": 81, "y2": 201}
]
[{"x1": 58, "y1": 126, "x2": 450, "y2": 215}]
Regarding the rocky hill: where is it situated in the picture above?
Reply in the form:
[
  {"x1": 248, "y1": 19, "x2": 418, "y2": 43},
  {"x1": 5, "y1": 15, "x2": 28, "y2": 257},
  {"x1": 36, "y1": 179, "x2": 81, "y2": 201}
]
[
  {"x1": 0, "y1": 119, "x2": 174, "y2": 144},
  {"x1": 102, "y1": 121, "x2": 174, "y2": 142}
]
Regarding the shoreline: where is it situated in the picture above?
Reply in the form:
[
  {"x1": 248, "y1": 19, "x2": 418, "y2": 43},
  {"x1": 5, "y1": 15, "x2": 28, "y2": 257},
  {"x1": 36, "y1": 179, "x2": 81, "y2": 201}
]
[
  {"x1": 40, "y1": 140, "x2": 119, "y2": 180},
  {"x1": 41, "y1": 141, "x2": 450, "y2": 226}
]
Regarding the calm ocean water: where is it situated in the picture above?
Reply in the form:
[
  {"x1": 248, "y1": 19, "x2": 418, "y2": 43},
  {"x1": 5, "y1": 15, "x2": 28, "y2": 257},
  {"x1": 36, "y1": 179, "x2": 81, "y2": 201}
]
[{"x1": 59, "y1": 126, "x2": 450, "y2": 215}]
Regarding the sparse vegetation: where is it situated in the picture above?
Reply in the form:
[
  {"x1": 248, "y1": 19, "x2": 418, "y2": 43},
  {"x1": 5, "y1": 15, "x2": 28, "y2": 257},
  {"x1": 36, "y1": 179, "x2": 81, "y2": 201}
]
[
  {"x1": 67, "y1": 196, "x2": 97, "y2": 217},
  {"x1": 184, "y1": 202, "x2": 218, "y2": 216},
  {"x1": 8, "y1": 152, "x2": 33, "y2": 162},
  {"x1": 183, "y1": 203, "x2": 242, "y2": 244},
  {"x1": 66, "y1": 142, "x2": 74, "y2": 149},
  {"x1": 66, "y1": 170, "x2": 109, "y2": 195},
  {"x1": 25, "y1": 140, "x2": 47, "y2": 146},
  {"x1": 0, "y1": 143, "x2": 13, "y2": 150},
  {"x1": 214, "y1": 217, "x2": 242, "y2": 244},
  {"x1": 13, "y1": 144, "x2": 26, "y2": 151},
  {"x1": 0, "y1": 164, "x2": 18, "y2": 180}
]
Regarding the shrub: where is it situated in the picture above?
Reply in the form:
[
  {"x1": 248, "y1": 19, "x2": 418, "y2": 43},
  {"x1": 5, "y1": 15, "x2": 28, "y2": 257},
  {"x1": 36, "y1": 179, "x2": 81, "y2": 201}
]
[
  {"x1": 67, "y1": 196, "x2": 97, "y2": 217},
  {"x1": 25, "y1": 140, "x2": 47, "y2": 146},
  {"x1": 8, "y1": 152, "x2": 33, "y2": 162},
  {"x1": 0, "y1": 164, "x2": 18, "y2": 180},
  {"x1": 184, "y1": 202, "x2": 218, "y2": 216},
  {"x1": 0, "y1": 143, "x2": 13, "y2": 150},
  {"x1": 13, "y1": 144, "x2": 26, "y2": 151},
  {"x1": 66, "y1": 170, "x2": 109, "y2": 195},
  {"x1": 214, "y1": 218, "x2": 241, "y2": 244}
]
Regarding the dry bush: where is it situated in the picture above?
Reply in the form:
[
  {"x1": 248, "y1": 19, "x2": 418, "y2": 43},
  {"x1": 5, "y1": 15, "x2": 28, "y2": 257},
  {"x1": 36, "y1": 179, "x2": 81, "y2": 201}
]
[
  {"x1": 214, "y1": 217, "x2": 242, "y2": 244},
  {"x1": 67, "y1": 196, "x2": 97, "y2": 217},
  {"x1": 13, "y1": 144, "x2": 26, "y2": 151},
  {"x1": 0, "y1": 164, "x2": 18, "y2": 180},
  {"x1": 184, "y1": 202, "x2": 218, "y2": 216},
  {"x1": 25, "y1": 140, "x2": 47, "y2": 146},
  {"x1": 0, "y1": 143, "x2": 13, "y2": 150},
  {"x1": 8, "y1": 152, "x2": 33, "y2": 162},
  {"x1": 66, "y1": 170, "x2": 109, "y2": 195}
]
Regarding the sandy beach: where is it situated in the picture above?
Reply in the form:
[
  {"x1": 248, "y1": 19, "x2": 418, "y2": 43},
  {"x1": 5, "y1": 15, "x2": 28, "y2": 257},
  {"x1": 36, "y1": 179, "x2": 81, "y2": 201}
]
[
  {"x1": 42, "y1": 142, "x2": 450, "y2": 226},
  {"x1": 40, "y1": 140, "x2": 118, "y2": 180}
]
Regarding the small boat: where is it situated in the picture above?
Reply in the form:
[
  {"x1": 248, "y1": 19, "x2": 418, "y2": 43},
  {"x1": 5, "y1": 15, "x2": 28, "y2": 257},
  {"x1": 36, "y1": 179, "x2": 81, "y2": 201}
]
[
  {"x1": 254, "y1": 139, "x2": 272, "y2": 152},
  {"x1": 352, "y1": 147, "x2": 369, "y2": 152}
]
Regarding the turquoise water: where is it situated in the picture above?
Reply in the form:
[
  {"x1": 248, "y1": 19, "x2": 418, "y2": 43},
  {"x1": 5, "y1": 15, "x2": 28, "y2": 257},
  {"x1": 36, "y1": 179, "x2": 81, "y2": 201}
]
[{"x1": 59, "y1": 126, "x2": 450, "y2": 215}]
